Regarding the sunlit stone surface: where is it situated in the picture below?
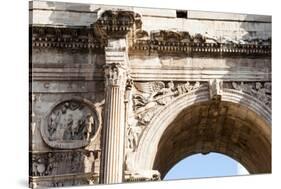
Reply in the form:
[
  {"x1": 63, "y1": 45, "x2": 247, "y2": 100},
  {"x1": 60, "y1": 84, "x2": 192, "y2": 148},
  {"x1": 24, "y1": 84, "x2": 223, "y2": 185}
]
[{"x1": 29, "y1": 1, "x2": 271, "y2": 188}]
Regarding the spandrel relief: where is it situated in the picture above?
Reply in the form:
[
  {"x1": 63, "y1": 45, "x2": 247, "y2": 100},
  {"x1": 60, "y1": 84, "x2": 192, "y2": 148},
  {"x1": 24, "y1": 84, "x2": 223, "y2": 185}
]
[{"x1": 41, "y1": 100, "x2": 100, "y2": 149}]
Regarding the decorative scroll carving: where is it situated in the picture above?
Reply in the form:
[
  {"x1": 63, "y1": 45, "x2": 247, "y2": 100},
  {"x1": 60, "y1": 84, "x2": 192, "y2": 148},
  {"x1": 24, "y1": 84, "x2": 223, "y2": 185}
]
[
  {"x1": 229, "y1": 82, "x2": 271, "y2": 107},
  {"x1": 41, "y1": 100, "x2": 99, "y2": 149}
]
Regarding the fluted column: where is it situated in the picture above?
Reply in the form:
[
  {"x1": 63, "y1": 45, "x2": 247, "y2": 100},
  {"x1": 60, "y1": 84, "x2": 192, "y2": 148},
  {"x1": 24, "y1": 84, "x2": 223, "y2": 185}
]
[
  {"x1": 101, "y1": 40, "x2": 128, "y2": 184},
  {"x1": 94, "y1": 9, "x2": 141, "y2": 184}
]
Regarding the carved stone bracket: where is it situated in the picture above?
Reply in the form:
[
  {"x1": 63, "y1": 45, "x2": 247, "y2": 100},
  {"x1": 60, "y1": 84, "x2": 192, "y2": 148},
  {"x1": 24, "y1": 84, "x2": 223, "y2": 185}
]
[{"x1": 93, "y1": 10, "x2": 142, "y2": 39}]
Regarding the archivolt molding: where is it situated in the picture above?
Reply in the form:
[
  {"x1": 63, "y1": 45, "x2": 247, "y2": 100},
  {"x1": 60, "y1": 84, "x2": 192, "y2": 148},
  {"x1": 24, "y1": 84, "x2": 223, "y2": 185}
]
[{"x1": 125, "y1": 80, "x2": 271, "y2": 173}]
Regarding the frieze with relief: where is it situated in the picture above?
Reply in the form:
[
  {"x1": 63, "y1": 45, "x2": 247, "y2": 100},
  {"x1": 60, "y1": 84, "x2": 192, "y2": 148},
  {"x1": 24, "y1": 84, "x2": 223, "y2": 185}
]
[
  {"x1": 30, "y1": 151, "x2": 99, "y2": 177},
  {"x1": 41, "y1": 100, "x2": 100, "y2": 149}
]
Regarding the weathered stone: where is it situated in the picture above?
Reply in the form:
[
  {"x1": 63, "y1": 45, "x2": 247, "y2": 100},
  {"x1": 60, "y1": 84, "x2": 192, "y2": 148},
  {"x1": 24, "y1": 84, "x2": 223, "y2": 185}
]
[{"x1": 29, "y1": 1, "x2": 271, "y2": 188}]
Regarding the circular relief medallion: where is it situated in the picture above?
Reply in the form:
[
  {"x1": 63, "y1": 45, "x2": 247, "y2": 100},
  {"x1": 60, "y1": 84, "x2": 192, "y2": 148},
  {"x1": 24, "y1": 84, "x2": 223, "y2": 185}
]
[{"x1": 41, "y1": 100, "x2": 99, "y2": 149}]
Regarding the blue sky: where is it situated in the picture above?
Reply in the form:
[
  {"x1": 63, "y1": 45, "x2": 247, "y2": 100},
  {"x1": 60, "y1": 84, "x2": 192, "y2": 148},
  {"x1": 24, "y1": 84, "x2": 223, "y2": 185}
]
[{"x1": 164, "y1": 152, "x2": 249, "y2": 180}]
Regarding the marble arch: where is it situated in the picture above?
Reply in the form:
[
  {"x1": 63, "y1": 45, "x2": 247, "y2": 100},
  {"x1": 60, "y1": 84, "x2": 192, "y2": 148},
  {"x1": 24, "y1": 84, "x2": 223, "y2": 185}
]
[
  {"x1": 29, "y1": 1, "x2": 271, "y2": 187},
  {"x1": 130, "y1": 87, "x2": 271, "y2": 178}
]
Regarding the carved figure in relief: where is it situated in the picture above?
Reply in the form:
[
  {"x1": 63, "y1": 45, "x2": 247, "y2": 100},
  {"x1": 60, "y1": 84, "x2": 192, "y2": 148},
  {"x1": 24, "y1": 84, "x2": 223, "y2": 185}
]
[
  {"x1": 133, "y1": 81, "x2": 201, "y2": 126},
  {"x1": 46, "y1": 153, "x2": 57, "y2": 175},
  {"x1": 48, "y1": 111, "x2": 61, "y2": 137},
  {"x1": 231, "y1": 82, "x2": 271, "y2": 106},
  {"x1": 84, "y1": 151, "x2": 96, "y2": 173},
  {"x1": 46, "y1": 101, "x2": 97, "y2": 144},
  {"x1": 36, "y1": 158, "x2": 46, "y2": 176},
  {"x1": 63, "y1": 114, "x2": 74, "y2": 140},
  {"x1": 255, "y1": 82, "x2": 271, "y2": 104},
  {"x1": 232, "y1": 82, "x2": 254, "y2": 95},
  {"x1": 155, "y1": 81, "x2": 175, "y2": 105},
  {"x1": 85, "y1": 114, "x2": 94, "y2": 140},
  {"x1": 204, "y1": 32, "x2": 219, "y2": 44},
  {"x1": 127, "y1": 125, "x2": 142, "y2": 150},
  {"x1": 32, "y1": 156, "x2": 39, "y2": 176}
]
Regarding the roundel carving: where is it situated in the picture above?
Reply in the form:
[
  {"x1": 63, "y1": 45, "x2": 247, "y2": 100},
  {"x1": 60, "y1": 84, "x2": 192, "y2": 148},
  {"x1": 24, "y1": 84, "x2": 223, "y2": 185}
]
[{"x1": 41, "y1": 99, "x2": 100, "y2": 149}]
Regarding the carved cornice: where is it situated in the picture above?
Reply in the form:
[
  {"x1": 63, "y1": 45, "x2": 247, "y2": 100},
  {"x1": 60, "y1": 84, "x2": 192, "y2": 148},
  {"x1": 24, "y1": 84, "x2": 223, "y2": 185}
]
[
  {"x1": 31, "y1": 26, "x2": 106, "y2": 49},
  {"x1": 130, "y1": 30, "x2": 271, "y2": 57},
  {"x1": 31, "y1": 13, "x2": 271, "y2": 58}
]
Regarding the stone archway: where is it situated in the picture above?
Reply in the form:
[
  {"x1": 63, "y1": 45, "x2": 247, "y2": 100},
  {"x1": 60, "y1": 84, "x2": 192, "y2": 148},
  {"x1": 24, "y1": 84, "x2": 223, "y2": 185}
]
[{"x1": 131, "y1": 86, "x2": 271, "y2": 179}]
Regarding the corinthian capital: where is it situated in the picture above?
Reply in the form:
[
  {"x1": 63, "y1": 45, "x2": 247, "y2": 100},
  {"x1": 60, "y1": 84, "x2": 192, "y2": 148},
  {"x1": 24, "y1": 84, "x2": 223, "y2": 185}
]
[{"x1": 104, "y1": 63, "x2": 127, "y2": 87}]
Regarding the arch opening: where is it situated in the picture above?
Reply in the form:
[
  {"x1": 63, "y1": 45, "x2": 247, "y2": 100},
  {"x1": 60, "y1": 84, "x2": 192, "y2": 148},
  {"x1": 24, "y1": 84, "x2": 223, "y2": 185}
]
[
  {"x1": 152, "y1": 100, "x2": 271, "y2": 179},
  {"x1": 163, "y1": 152, "x2": 249, "y2": 180}
]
